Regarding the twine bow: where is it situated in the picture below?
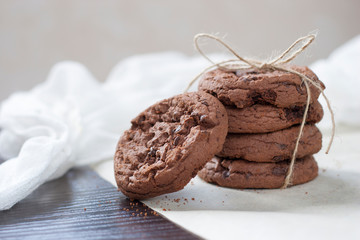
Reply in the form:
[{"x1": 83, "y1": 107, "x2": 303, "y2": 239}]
[{"x1": 186, "y1": 33, "x2": 335, "y2": 188}]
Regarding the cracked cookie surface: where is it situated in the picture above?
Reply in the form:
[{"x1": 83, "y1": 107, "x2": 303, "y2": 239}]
[
  {"x1": 198, "y1": 65, "x2": 324, "y2": 108},
  {"x1": 198, "y1": 155, "x2": 318, "y2": 189},
  {"x1": 226, "y1": 100, "x2": 323, "y2": 133},
  {"x1": 114, "y1": 92, "x2": 228, "y2": 199},
  {"x1": 218, "y1": 124, "x2": 322, "y2": 162}
]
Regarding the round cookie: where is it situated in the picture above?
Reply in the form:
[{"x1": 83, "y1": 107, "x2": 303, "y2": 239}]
[
  {"x1": 198, "y1": 155, "x2": 318, "y2": 189},
  {"x1": 198, "y1": 65, "x2": 325, "y2": 109},
  {"x1": 217, "y1": 124, "x2": 322, "y2": 162},
  {"x1": 227, "y1": 100, "x2": 323, "y2": 133},
  {"x1": 114, "y1": 92, "x2": 228, "y2": 199}
]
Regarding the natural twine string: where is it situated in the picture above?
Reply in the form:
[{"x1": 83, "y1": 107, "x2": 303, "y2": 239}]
[{"x1": 185, "y1": 33, "x2": 335, "y2": 188}]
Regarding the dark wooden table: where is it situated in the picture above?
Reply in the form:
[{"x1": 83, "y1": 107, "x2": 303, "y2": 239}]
[{"x1": 0, "y1": 167, "x2": 201, "y2": 239}]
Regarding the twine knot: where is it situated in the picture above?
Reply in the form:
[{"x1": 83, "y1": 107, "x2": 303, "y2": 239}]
[
  {"x1": 257, "y1": 62, "x2": 273, "y2": 70},
  {"x1": 185, "y1": 33, "x2": 335, "y2": 189}
]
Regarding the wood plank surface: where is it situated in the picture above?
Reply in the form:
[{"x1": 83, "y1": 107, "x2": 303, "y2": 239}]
[{"x1": 0, "y1": 167, "x2": 201, "y2": 239}]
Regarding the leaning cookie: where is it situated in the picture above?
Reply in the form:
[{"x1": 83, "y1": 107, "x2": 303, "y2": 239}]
[
  {"x1": 114, "y1": 92, "x2": 228, "y2": 199},
  {"x1": 217, "y1": 124, "x2": 322, "y2": 162},
  {"x1": 198, "y1": 155, "x2": 318, "y2": 189},
  {"x1": 227, "y1": 100, "x2": 323, "y2": 133},
  {"x1": 198, "y1": 66, "x2": 325, "y2": 109}
]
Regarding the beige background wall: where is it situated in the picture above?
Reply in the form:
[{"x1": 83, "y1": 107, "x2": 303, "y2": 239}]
[{"x1": 0, "y1": 0, "x2": 359, "y2": 101}]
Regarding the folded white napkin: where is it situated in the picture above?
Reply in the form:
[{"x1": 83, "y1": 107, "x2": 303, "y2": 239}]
[
  {"x1": 310, "y1": 35, "x2": 360, "y2": 129},
  {"x1": 0, "y1": 62, "x2": 118, "y2": 210},
  {"x1": 1, "y1": 34, "x2": 359, "y2": 210}
]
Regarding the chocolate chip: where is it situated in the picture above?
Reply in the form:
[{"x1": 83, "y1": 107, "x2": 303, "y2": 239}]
[
  {"x1": 199, "y1": 115, "x2": 207, "y2": 121},
  {"x1": 272, "y1": 156, "x2": 286, "y2": 162},
  {"x1": 200, "y1": 100, "x2": 209, "y2": 106},
  {"x1": 148, "y1": 147, "x2": 156, "y2": 157},
  {"x1": 276, "y1": 143, "x2": 287, "y2": 150},
  {"x1": 262, "y1": 90, "x2": 277, "y2": 103},
  {"x1": 174, "y1": 125, "x2": 181, "y2": 133},
  {"x1": 222, "y1": 171, "x2": 230, "y2": 178},
  {"x1": 272, "y1": 166, "x2": 287, "y2": 176},
  {"x1": 138, "y1": 115, "x2": 146, "y2": 123},
  {"x1": 173, "y1": 136, "x2": 180, "y2": 146},
  {"x1": 190, "y1": 112, "x2": 200, "y2": 124},
  {"x1": 126, "y1": 132, "x2": 135, "y2": 141},
  {"x1": 199, "y1": 114, "x2": 216, "y2": 128},
  {"x1": 284, "y1": 105, "x2": 305, "y2": 121}
]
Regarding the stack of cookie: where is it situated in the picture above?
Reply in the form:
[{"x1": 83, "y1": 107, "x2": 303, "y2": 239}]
[{"x1": 197, "y1": 66, "x2": 324, "y2": 188}]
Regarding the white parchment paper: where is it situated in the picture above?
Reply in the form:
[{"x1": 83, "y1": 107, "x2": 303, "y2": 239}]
[{"x1": 94, "y1": 128, "x2": 360, "y2": 240}]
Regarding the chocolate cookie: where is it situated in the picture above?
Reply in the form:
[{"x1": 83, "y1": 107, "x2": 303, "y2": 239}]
[
  {"x1": 217, "y1": 124, "x2": 322, "y2": 162},
  {"x1": 198, "y1": 66, "x2": 325, "y2": 108},
  {"x1": 114, "y1": 92, "x2": 228, "y2": 199},
  {"x1": 227, "y1": 100, "x2": 323, "y2": 133},
  {"x1": 198, "y1": 155, "x2": 318, "y2": 189}
]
